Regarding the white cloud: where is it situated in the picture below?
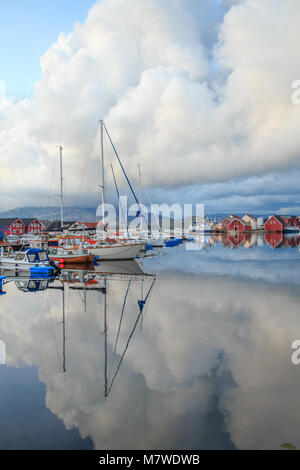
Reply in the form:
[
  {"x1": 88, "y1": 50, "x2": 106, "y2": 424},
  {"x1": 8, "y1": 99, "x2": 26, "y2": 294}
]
[{"x1": 1, "y1": 0, "x2": 300, "y2": 210}]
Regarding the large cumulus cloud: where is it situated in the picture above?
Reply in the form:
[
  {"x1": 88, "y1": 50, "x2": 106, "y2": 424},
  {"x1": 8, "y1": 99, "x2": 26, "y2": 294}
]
[{"x1": 0, "y1": 0, "x2": 300, "y2": 210}]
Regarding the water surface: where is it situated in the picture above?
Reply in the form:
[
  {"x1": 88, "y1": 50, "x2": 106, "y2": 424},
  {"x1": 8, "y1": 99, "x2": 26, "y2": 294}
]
[{"x1": 1, "y1": 234, "x2": 300, "y2": 450}]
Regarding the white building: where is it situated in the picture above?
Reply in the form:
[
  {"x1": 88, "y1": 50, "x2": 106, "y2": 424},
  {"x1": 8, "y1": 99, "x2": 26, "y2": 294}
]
[{"x1": 242, "y1": 214, "x2": 258, "y2": 230}]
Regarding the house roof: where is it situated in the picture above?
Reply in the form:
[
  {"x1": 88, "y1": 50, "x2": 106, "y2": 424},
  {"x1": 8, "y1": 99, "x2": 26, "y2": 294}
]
[
  {"x1": 0, "y1": 218, "x2": 18, "y2": 227},
  {"x1": 45, "y1": 220, "x2": 76, "y2": 231},
  {"x1": 267, "y1": 215, "x2": 285, "y2": 225},
  {"x1": 0, "y1": 217, "x2": 46, "y2": 228},
  {"x1": 74, "y1": 221, "x2": 98, "y2": 229},
  {"x1": 228, "y1": 215, "x2": 251, "y2": 226},
  {"x1": 20, "y1": 218, "x2": 36, "y2": 226},
  {"x1": 243, "y1": 214, "x2": 257, "y2": 221}
]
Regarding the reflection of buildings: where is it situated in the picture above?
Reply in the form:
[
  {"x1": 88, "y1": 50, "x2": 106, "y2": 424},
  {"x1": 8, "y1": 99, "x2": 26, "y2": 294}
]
[
  {"x1": 264, "y1": 232, "x2": 300, "y2": 249},
  {"x1": 264, "y1": 231, "x2": 284, "y2": 249},
  {"x1": 197, "y1": 232, "x2": 300, "y2": 250},
  {"x1": 222, "y1": 231, "x2": 251, "y2": 248}
]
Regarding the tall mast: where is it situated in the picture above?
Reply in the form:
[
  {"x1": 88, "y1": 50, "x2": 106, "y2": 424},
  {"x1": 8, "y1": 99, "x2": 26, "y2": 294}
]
[
  {"x1": 138, "y1": 163, "x2": 142, "y2": 206},
  {"x1": 99, "y1": 120, "x2": 105, "y2": 221},
  {"x1": 138, "y1": 163, "x2": 142, "y2": 231},
  {"x1": 62, "y1": 284, "x2": 66, "y2": 373},
  {"x1": 103, "y1": 277, "x2": 108, "y2": 398},
  {"x1": 58, "y1": 145, "x2": 64, "y2": 231}
]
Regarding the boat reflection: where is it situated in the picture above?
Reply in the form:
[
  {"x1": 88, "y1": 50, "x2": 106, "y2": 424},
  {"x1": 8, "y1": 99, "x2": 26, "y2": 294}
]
[
  {"x1": 47, "y1": 259, "x2": 156, "y2": 396},
  {"x1": 0, "y1": 272, "x2": 55, "y2": 293}
]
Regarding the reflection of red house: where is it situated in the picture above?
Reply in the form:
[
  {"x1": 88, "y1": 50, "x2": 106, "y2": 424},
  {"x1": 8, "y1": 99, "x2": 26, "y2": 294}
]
[
  {"x1": 222, "y1": 231, "x2": 251, "y2": 248},
  {"x1": 222, "y1": 215, "x2": 251, "y2": 233},
  {"x1": 264, "y1": 231, "x2": 283, "y2": 248}
]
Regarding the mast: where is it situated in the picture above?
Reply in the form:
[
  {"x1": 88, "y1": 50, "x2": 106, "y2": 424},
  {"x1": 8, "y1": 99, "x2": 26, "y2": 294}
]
[
  {"x1": 138, "y1": 163, "x2": 142, "y2": 232},
  {"x1": 58, "y1": 145, "x2": 64, "y2": 231},
  {"x1": 138, "y1": 163, "x2": 142, "y2": 207},
  {"x1": 103, "y1": 277, "x2": 108, "y2": 398},
  {"x1": 99, "y1": 120, "x2": 105, "y2": 221},
  {"x1": 62, "y1": 283, "x2": 66, "y2": 373}
]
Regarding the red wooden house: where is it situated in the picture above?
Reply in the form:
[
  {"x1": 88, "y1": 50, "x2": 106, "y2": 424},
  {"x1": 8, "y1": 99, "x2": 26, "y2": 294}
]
[
  {"x1": 222, "y1": 215, "x2": 251, "y2": 233},
  {"x1": 0, "y1": 218, "x2": 46, "y2": 236},
  {"x1": 264, "y1": 215, "x2": 300, "y2": 232},
  {"x1": 23, "y1": 218, "x2": 46, "y2": 235}
]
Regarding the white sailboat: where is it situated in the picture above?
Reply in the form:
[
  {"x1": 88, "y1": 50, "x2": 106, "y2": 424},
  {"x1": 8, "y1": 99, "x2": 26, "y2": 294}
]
[{"x1": 89, "y1": 121, "x2": 145, "y2": 260}]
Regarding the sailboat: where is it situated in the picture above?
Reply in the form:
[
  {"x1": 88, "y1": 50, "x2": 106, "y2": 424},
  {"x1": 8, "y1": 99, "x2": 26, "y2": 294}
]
[{"x1": 83, "y1": 120, "x2": 145, "y2": 260}]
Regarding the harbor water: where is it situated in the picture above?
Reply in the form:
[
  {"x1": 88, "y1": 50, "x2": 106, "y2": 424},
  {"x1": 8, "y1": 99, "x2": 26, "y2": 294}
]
[{"x1": 1, "y1": 235, "x2": 300, "y2": 449}]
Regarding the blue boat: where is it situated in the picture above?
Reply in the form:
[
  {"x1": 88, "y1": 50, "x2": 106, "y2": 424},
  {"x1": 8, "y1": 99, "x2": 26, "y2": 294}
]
[{"x1": 0, "y1": 248, "x2": 56, "y2": 276}]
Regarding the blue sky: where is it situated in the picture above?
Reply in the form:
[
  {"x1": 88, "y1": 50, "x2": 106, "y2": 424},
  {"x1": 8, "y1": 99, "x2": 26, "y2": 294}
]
[{"x1": 0, "y1": 0, "x2": 95, "y2": 97}]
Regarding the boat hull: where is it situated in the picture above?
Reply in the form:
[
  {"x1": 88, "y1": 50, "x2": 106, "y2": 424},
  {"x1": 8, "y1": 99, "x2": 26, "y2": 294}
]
[
  {"x1": 89, "y1": 243, "x2": 144, "y2": 260},
  {"x1": 50, "y1": 254, "x2": 95, "y2": 265}
]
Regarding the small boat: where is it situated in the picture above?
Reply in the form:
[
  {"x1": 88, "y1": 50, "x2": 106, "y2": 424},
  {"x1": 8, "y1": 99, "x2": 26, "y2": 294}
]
[
  {"x1": 0, "y1": 248, "x2": 55, "y2": 275},
  {"x1": 85, "y1": 240, "x2": 145, "y2": 260},
  {"x1": 284, "y1": 226, "x2": 300, "y2": 234},
  {"x1": 49, "y1": 247, "x2": 95, "y2": 265}
]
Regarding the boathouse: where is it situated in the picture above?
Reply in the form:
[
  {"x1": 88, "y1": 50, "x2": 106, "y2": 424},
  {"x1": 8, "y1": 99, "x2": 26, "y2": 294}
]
[
  {"x1": 222, "y1": 215, "x2": 251, "y2": 232},
  {"x1": 242, "y1": 214, "x2": 258, "y2": 230},
  {"x1": 265, "y1": 215, "x2": 300, "y2": 232}
]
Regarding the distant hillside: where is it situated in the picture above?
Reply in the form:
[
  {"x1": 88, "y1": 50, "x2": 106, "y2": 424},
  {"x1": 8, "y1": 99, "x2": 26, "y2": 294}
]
[{"x1": 0, "y1": 207, "x2": 97, "y2": 222}]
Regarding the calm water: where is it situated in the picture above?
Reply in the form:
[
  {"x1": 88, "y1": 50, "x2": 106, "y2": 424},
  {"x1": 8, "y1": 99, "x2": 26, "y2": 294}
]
[{"x1": 1, "y1": 234, "x2": 300, "y2": 450}]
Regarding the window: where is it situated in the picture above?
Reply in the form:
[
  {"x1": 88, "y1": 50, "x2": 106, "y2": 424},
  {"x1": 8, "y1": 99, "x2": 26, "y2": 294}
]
[
  {"x1": 38, "y1": 252, "x2": 48, "y2": 261},
  {"x1": 15, "y1": 253, "x2": 25, "y2": 260}
]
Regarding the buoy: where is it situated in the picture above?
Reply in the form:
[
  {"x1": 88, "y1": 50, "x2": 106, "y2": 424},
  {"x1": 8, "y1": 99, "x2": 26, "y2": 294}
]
[{"x1": 59, "y1": 258, "x2": 65, "y2": 265}]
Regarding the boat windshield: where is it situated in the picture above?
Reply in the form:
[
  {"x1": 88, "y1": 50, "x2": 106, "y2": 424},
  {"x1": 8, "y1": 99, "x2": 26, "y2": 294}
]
[
  {"x1": 25, "y1": 250, "x2": 48, "y2": 263},
  {"x1": 15, "y1": 253, "x2": 25, "y2": 260},
  {"x1": 38, "y1": 251, "x2": 48, "y2": 261}
]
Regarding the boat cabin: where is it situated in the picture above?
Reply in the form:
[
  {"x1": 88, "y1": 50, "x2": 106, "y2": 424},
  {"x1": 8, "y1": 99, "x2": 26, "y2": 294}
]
[{"x1": 17, "y1": 249, "x2": 49, "y2": 264}]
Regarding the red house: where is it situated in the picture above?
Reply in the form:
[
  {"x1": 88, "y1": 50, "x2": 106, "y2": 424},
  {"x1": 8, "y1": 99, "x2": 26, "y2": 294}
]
[
  {"x1": 0, "y1": 218, "x2": 46, "y2": 237},
  {"x1": 8, "y1": 218, "x2": 25, "y2": 236},
  {"x1": 265, "y1": 215, "x2": 300, "y2": 232},
  {"x1": 24, "y1": 218, "x2": 46, "y2": 235},
  {"x1": 222, "y1": 215, "x2": 251, "y2": 233}
]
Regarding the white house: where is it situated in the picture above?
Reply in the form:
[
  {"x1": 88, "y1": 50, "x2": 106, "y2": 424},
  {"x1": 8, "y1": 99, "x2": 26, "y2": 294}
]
[{"x1": 242, "y1": 214, "x2": 258, "y2": 230}]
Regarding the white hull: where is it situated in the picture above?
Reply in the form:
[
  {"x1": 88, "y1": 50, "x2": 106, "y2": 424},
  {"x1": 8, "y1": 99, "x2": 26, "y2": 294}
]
[
  {"x1": 0, "y1": 259, "x2": 50, "y2": 270},
  {"x1": 89, "y1": 243, "x2": 144, "y2": 260}
]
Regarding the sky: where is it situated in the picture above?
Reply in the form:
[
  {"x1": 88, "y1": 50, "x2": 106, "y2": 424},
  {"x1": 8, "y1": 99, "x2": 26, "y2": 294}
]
[
  {"x1": 0, "y1": 0, "x2": 95, "y2": 97},
  {"x1": 0, "y1": 0, "x2": 300, "y2": 215}
]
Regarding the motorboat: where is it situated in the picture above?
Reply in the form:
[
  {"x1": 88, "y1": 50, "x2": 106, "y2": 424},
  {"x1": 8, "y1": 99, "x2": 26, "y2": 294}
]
[{"x1": 0, "y1": 248, "x2": 56, "y2": 275}]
